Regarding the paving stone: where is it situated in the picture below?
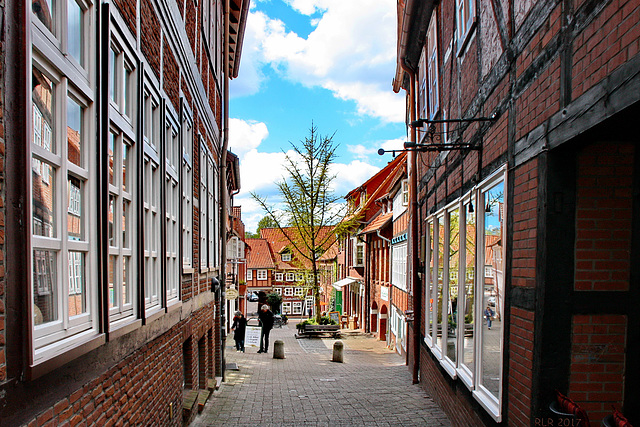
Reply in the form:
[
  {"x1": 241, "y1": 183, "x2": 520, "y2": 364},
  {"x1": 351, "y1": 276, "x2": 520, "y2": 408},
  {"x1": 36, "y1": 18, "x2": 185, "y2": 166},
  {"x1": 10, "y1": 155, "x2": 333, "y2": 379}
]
[{"x1": 193, "y1": 323, "x2": 451, "y2": 426}]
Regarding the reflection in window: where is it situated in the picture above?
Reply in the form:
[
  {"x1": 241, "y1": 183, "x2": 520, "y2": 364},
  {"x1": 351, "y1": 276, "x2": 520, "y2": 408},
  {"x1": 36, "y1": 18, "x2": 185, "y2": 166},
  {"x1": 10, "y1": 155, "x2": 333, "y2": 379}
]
[
  {"x1": 436, "y1": 216, "x2": 444, "y2": 349},
  {"x1": 447, "y1": 209, "x2": 459, "y2": 363},
  {"x1": 462, "y1": 202, "x2": 475, "y2": 374},
  {"x1": 67, "y1": 251, "x2": 85, "y2": 315},
  {"x1": 68, "y1": 176, "x2": 83, "y2": 240},
  {"x1": 67, "y1": 96, "x2": 82, "y2": 166},
  {"x1": 481, "y1": 181, "x2": 504, "y2": 398},
  {"x1": 33, "y1": 250, "x2": 57, "y2": 325},
  {"x1": 33, "y1": 0, "x2": 54, "y2": 33},
  {"x1": 33, "y1": 162, "x2": 56, "y2": 238},
  {"x1": 67, "y1": 0, "x2": 83, "y2": 65},
  {"x1": 427, "y1": 221, "x2": 434, "y2": 335}
]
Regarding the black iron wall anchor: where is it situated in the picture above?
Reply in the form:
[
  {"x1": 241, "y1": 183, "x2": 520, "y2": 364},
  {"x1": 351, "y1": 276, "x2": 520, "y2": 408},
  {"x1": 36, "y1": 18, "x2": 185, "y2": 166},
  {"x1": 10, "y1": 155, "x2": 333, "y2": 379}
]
[{"x1": 377, "y1": 112, "x2": 498, "y2": 156}]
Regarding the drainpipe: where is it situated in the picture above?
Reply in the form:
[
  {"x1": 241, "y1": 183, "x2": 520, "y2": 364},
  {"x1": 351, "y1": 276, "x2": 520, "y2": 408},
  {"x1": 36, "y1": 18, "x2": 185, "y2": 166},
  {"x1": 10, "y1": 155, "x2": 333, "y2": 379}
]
[
  {"x1": 400, "y1": 60, "x2": 421, "y2": 385},
  {"x1": 219, "y1": 0, "x2": 230, "y2": 381}
]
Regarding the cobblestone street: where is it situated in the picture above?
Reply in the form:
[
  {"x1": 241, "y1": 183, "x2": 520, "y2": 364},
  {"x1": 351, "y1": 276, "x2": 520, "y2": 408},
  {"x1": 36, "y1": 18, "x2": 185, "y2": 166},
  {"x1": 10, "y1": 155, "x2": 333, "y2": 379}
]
[{"x1": 194, "y1": 323, "x2": 451, "y2": 426}]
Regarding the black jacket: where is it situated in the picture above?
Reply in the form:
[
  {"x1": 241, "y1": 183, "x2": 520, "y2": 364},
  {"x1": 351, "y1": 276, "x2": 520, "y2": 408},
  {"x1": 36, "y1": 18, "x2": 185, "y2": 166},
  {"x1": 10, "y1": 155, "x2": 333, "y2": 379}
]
[
  {"x1": 259, "y1": 309, "x2": 274, "y2": 331},
  {"x1": 232, "y1": 316, "x2": 247, "y2": 339}
]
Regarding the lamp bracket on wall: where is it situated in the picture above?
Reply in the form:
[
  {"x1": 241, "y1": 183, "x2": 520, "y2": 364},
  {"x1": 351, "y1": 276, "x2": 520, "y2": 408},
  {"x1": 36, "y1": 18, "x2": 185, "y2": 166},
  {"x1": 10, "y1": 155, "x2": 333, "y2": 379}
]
[{"x1": 378, "y1": 112, "x2": 498, "y2": 156}]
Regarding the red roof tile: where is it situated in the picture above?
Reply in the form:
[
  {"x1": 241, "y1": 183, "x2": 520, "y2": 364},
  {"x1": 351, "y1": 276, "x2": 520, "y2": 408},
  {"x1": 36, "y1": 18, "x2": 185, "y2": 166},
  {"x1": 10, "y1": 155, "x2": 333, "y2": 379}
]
[{"x1": 245, "y1": 238, "x2": 275, "y2": 269}]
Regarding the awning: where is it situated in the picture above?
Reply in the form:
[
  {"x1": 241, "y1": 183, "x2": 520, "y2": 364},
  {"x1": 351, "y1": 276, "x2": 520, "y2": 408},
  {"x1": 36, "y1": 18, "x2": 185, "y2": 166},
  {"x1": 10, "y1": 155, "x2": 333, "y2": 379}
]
[{"x1": 332, "y1": 277, "x2": 359, "y2": 290}]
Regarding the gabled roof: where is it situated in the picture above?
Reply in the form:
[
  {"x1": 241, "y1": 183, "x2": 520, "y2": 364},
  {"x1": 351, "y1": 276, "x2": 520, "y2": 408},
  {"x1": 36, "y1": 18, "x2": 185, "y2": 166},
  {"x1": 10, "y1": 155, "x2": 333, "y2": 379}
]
[
  {"x1": 260, "y1": 226, "x2": 336, "y2": 270},
  {"x1": 245, "y1": 238, "x2": 275, "y2": 269}
]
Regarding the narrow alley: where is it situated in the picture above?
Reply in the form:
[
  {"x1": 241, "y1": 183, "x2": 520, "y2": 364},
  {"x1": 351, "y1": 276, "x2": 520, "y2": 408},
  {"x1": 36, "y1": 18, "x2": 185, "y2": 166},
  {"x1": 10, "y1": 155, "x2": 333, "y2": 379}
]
[{"x1": 194, "y1": 322, "x2": 451, "y2": 426}]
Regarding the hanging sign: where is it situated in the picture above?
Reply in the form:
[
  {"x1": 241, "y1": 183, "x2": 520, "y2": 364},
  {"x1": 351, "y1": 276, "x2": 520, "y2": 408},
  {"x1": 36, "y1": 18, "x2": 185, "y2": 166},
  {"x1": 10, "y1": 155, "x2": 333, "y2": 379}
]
[{"x1": 226, "y1": 289, "x2": 239, "y2": 300}]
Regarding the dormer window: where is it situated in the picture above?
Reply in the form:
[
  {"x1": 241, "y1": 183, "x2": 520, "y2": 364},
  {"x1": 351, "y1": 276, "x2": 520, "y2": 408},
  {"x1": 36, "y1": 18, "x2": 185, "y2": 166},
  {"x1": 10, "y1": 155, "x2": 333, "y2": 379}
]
[{"x1": 281, "y1": 252, "x2": 291, "y2": 262}]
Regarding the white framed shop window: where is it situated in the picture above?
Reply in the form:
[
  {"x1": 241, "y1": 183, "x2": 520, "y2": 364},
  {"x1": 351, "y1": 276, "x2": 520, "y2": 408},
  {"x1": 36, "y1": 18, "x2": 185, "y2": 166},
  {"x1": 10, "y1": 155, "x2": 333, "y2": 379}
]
[
  {"x1": 165, "y1": 109, "x2": 180, "y2": 304},
  {"x1": 281, "y1": 302, "x2": 291, "y2": 314},
  {"x1": 292, "y1": 301, "x2": 303, "y2": 315},
  {"x1": 423, "y1": 167, "x2": 506, "y2": 422}
]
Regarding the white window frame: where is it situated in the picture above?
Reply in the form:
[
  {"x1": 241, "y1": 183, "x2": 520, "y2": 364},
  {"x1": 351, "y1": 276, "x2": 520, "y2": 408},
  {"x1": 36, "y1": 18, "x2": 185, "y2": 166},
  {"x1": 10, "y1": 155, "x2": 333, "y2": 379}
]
[
  {"x1": 275, "y1": 272, "x2": 283, "y2": 282},
  {"x1": 392, "y1": 242, "x2": 407, "y2": 291},
  {"x1": 181, "y1": 104, "x2": 193, "y2": 269},
  {"x1": 286, "y1": 272, "x2": 295, "y2": 282},
  {"x1": 199, "y1": 139, "x2": 208, "y2": 270},
  {"x1": 402, "y1": 179, "x2": 409, "y2": 206},
  {"x1": 281, "y1": 301, "x2": 291, "y2": 314},
  {"x1": 273, "y1": 287, "x2": 282, "y2": 295},
  {"x1": 142, "y1": 77, "x2": 162, "y2": 315},
  {"x1": 257, "y1": 269, "x2": 267, "y2": 281},
  {"x1": 423, "y1": 167, "x2": 506, "y2": 422},
  {"x1": 427, "y1": 15, "x2": 439, "y2": 119},
  {"x1": 456, "y1": 0, "x2": 476, "y2": 54},
  {"x1": 281, "y1": 252, "x2": 291, "y2": 262},
  {"x1": 30, "y1": 0, "x2": 98, "y2": 363},
  {"x1": 353, "y1": 238, "x2": 364, "y2": 267},
  {"x1": 165, "y1": 108, "x2": 180, "y2": 304},
  {"x1": 294, "y1": 287, "x2": 303, "y2": 297},
  {"x1": 284, "y1": 287, "x2": 293, "y2": 297},
  {"x1": 246, "y1": 269, "x2": 252, "y2": 281},
  {"x1": 292, "y1": 301, "x2": 303, "y2": 315},
  {"x1": 207, "y1": 155, "x2": 216, "y2": 269}
]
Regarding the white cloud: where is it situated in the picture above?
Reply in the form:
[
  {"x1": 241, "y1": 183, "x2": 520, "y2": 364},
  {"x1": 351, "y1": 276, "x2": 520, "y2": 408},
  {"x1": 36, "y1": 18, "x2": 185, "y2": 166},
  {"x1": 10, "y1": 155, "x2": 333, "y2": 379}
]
[
  {"x1": 381, "y1": 137, "x2": 406, "y2": 152},
  {"x1": 229, "y1": 118, "x2": 269, "y2": 157},
  {"x1": 232, "y1": 0, "x2": 405, "y2": 123},
  {"x1": 331, "y1": 160, "x2": 380, "y2": 196}
]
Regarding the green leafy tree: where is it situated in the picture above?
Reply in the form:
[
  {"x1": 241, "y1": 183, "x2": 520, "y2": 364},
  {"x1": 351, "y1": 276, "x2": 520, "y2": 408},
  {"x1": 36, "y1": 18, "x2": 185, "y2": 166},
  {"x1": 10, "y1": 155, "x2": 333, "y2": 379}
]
[
  {"x1": 266, "y1": 292, "x2": 283, "y2": 314},
  {"x1": 252, "y1": 123, "x2": 359, "y2": 322}
]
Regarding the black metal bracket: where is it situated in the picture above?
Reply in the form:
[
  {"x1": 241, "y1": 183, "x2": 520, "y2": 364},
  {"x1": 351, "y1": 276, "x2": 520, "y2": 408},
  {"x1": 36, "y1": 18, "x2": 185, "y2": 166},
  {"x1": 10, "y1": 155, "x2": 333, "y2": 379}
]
[
  {"x1": 410, "y1": 112, "x2": 498, "y2": 129},
  {"x1": 378, "y1": 112, "x2": 498, "y2": 156}
]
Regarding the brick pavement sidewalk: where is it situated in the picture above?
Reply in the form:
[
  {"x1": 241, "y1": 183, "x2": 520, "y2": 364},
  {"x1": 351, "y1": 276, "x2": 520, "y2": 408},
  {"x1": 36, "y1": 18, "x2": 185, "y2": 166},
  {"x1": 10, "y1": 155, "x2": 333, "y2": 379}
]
[{"x1": 193, "y1": 323, "x2": 451, "y2": 426}]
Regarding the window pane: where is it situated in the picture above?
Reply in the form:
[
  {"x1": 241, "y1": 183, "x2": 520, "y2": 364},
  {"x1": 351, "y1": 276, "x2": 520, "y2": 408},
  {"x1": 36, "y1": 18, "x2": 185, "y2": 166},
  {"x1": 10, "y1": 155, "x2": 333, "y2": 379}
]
[
  {"x1": 68, "y1": 251, "x2": 86, "y2": 316},
  {"x1": 67, "y1": 96, "x2": 83, "y2": 167},
  {"x1": 67, "y1": 176, "x2": 83, "y2": 240},
  {"x1": 447, "y1": 209, "x2": 459, "y2": 362},
  {"x1": 67, "y1": 0, "x2": 83, "y2": 65},
  {"x1": 33, "y1": 249, "x2": 58, "y2": 325},
  {"x1": 481, "y1": 181, "x2": 504, "y2": 398},
  {"x1": 122, "y1": 199, "x2": 129, "y2": 249},
  {"x1": 109, "y1": 48, "x2": 116, "y2": 102},
  {"x1": 124, "y1": 66, "x2": 133, "y2": 117},
  {"x1": 33, "y1": 162, "x2": 56, "y2": 238},
  {"x1": 123, "y1": 256, "x2": 131, "y2": 304},
  {"x1": 108, "y1": 255, "x2": 117, "y2": 308},
  {"x1": 462, "y1": 203, "x2": 475, "y2": 373},
  {"x1": 122, "y1": 140, "x2": 130, "y2": 191},
  {"x1": 436, "y1": 217, "x2": 444, "y2": 349},
  {"x1": 108, "y1": 194, "x2": 115, "y2": 246},
  {"x1": 33, "y1": 0, "x2": 54, "y2": 33},
  {"x1": 33, "y1": 68, "x2": 55, "y2": 154},
  {"x1": 108, "y1": 132, "x2": 115, "y2": 185}
]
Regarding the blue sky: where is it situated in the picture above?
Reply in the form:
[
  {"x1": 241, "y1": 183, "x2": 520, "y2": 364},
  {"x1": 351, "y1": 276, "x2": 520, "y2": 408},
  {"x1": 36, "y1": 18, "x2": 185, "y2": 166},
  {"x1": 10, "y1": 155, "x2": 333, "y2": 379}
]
[{"x1": 228, "y1": 0, "x2": 407, "y2": 232}]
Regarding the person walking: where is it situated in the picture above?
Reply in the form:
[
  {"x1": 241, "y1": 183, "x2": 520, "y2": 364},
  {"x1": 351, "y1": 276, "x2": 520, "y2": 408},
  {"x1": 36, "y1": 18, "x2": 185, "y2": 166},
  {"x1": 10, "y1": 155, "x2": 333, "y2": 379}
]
[
  {"x1": 258, "y1": 304, "x2": 274, "y2": 354},
  {"x1": 231, "y1": 311, "x2": 247, "y2": 352},
  {"x1": 484, "y1": 305, "x2": 495, "y2": 330}
]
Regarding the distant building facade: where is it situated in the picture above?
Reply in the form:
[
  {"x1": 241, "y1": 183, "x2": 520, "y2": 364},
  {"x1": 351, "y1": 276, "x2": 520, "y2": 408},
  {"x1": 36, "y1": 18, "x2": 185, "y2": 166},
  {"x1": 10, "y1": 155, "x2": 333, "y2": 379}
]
[{"x1": 0, "y1": 0, "x2": 249, "y2": 424}]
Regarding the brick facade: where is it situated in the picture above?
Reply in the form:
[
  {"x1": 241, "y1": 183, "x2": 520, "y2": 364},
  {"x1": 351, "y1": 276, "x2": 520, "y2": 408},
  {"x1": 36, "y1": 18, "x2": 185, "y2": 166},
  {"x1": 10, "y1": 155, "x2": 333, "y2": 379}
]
[
  {"x1": 395, "y1": 0, "x2": 640, "y2": 424},
  {"x1": 0, "y1": 0, "x2": 249, "y2": 425}
]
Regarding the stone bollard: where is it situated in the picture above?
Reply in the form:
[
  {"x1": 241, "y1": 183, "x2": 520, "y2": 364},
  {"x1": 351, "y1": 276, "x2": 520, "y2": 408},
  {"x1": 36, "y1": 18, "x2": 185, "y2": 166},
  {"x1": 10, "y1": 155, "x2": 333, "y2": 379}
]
[
  {"x1": 273, "y1": 340, "x2": 285, "y2": 359},
  {"x1": 332, "y1": 341, "x2": 344, "y2": 363}
]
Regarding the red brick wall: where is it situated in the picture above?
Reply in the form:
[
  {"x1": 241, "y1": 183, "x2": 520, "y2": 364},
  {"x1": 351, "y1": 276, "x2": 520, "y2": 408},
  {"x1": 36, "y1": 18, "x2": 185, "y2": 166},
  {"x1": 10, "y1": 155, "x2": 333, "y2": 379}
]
[
  {"x1": 419, "y1": 351, "x2": 484, "y2": 427},
  {"x1": 575, "y1": 143, "x2": 633, "y2": 291},
  {"x1": 26, "y1": 304, "x2": 215, "y2": 426},
  {"x1": 163, "y1": 41, "x2": 180, "y2": 113},
  {"x1": 515, "y1": 4, "x2": 562, "y2": 80},
  {"x1": 515, "y1": 57, "x2": 561, "y2": 142},
  {"x1": 508, "y1": 307, "x2": 535, "y2": 425},
  {"x1": 512, "y1": 158, "x2": 538, "y2": 288},
  {"x1": 141, "y1": 0, "x2": 161, "y2": 78},
  {"x1": 112, "y1": 0, "x2": 137, "y2": 37},
  {"x1": 569, "y1": 314, "x2": 627, "y2": 422},
  {"x1": 186, "y1": 0, "x2": 197, "y2": 58},
  {"x1": 572, "y1": 0, "x2": 640, "y2": 99}
]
